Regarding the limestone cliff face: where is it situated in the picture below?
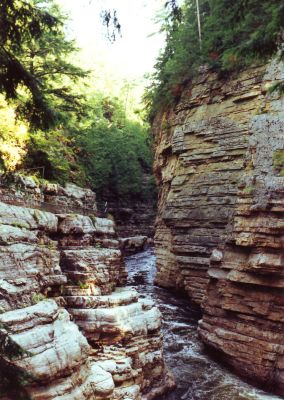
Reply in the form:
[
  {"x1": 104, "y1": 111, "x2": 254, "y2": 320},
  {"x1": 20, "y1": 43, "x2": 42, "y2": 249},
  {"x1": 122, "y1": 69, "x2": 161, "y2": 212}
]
[
  {"x1": 153, "y1": 60, "x2": 284, "y2": 394},
  {"x1": 199, "y1": 61, "x2": 284, "y2": 396},
  {"x1": 107, "y1": 200, "x2": 155, "y2": 240},
  {"x1": 0, "y1": 183, "x2": 172, "y2": 399}
]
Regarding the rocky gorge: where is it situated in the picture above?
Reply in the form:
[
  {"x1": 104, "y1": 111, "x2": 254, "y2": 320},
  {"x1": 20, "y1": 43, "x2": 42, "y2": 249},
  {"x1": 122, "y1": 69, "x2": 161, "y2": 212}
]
[
  {"x1": 0, "y1": 180, "x2": 173, "y2": 400},
  {"x1": 0, "y1": 59, "x2": 283, "y2": 400},
  {"x1": 152, "y1": 59, "x2": 284, "y2": 397}
]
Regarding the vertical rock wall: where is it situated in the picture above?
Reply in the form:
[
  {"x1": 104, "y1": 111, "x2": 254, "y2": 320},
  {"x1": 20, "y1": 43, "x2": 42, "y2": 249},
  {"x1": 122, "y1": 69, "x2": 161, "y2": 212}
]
[
  {"x1": 198, "y1": 61, "x2": 284, "y2": 396},
  {"x1": 107, "y1": 201, "x2": 156, "y2": 239},
  {"x1": 153, "y1": 64, "x2": 278, "y2": 304},
  {"x1": 153, "y1": 59, "x2": 284, "y2": 395}
]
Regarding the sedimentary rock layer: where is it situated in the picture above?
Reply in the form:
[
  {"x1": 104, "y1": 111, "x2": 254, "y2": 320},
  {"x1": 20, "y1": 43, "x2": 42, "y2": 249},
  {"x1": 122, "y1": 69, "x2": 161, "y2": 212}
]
[
  {"x1": 108, "y1": 201, "x2": 156, "y2": 239},
  {"x1": 0, "y1": 187, "x2": 171, "y2": 399},
  {"x1": 199, "y1": 61, "x2": 284, "y2": 396},
  {"x1": 0, "y1": 175, "x2": 97, "y2": 214},
  {"x1": 153, "y1": 57, "x2": 284, "y2": 395},
  {"x1": 152, "y1": 61, "x2": 283, "y2": 305}
]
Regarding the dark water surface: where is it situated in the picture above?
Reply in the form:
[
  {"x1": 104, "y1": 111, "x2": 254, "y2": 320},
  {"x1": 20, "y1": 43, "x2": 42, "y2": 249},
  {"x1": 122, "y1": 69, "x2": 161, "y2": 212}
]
[{"x1": 125, "y1": 248, "x2": 281, "y2": 400}]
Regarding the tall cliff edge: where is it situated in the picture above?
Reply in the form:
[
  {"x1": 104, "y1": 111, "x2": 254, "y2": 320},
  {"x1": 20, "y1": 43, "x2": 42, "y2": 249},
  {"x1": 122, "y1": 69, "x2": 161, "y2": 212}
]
[{"x1": 152, "y1": 60, "x2": 284, "y2": 395}]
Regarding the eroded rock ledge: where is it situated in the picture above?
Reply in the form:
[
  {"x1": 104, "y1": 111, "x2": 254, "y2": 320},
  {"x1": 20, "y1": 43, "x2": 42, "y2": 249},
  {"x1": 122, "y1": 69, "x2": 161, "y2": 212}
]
[
  {"x1": 153, "y1": 59, "x2": 284, "y2": 395},
  {"x1": 0, "y1": 185, "x2": 172, "y2": 399}
]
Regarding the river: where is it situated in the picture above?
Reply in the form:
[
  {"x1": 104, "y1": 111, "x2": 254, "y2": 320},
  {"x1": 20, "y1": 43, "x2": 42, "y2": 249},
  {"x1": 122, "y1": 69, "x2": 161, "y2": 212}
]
[{"x1": 125, "y1": 248, "x2": 281, "y2": 400}]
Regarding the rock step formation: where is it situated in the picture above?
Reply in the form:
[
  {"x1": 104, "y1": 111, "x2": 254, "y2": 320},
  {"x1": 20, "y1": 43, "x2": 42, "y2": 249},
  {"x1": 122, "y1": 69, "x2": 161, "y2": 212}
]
[
  {"x1": 199, "y1": 61, "x2": 284, "y2": 396},
  {"x1": 120, "y1": 236, "x2": 149, "y2": 255},
  {"x1": 153, "y1": 64, "x2": 269, "y2": 304},
  {"x1": 153, "y1": 58, "x2": 284, "y2": 396},
  {"x1": 107, "y1": 200, "x2": 156, "y2": 239},
  {"x1": 0, "y1": 185, "x2": 172, "y2": 399},
  {"x1": 0, "y1": 175, "x2": 97, "y2": 214}
]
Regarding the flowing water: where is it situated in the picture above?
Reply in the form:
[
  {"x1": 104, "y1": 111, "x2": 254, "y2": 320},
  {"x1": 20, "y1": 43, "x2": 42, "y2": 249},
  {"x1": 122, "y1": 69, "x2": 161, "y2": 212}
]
[{"x1": 125, "y1": 248, "x2": 282, "y2": 400}]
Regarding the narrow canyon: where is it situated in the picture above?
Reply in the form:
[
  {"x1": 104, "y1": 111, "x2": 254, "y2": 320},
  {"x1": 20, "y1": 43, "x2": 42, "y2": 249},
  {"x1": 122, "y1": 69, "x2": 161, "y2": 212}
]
[{"x1": 0, "y1": 60, "x2": 284, "y2": 400}]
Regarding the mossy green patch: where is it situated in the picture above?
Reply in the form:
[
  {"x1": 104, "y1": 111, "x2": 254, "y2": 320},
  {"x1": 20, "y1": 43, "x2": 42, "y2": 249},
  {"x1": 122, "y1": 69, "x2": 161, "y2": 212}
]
[{"x1": 273, "y1": 150, "x2": 284, "y2": 176}]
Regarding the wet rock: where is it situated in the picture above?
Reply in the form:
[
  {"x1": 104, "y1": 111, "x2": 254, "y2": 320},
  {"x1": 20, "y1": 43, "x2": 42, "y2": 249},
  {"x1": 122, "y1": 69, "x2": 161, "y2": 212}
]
[
  {"x1": 166, "y1": 341, "x2": 184, "y2": 353},
  {"x1": 120, "y1": 235, "x2": 148, "y2": 254}
]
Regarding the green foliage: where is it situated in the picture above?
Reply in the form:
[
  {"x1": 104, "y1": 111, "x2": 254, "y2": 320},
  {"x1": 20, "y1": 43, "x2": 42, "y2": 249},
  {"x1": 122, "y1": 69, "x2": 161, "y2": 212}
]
[
  {"x1": 31, "y1": 293, "x2": 46, "y2": 304},
  {"x1": 76, "y1": 94, "x2": 155, "y2": 202},
  {"x1": 0, "y1": 89, "x2": 154, "y2": 203},
  {"x1": 24, "y1": 129, "x2": 87, "y2": 184},
  {"x1": 273, "y1": 150, "x2": 284, "y2": 176},
  {"x1": 0, "y1": 95, "x2": 29, "y2": 170},
  {"x1": 90, "y1": 215, "x2": 97, "y2": 225},
  {"x1": 78, "y1": 281, "x2": 89, "y2": 289},
  {"x1": 270, "y1": 81, "x2": 284, "y2": 96},
  {"x1": 145, "y1": 0, "x2": 284, "y2": 118},
  {"x1": 0, "y1": 0, "x2": 88, "y2": 129},
  {"x1": 0, "y1": 0, "x2": 156, "y2": 205},
  {"x1": 243, "y1": 184, "x2": 255, "y2": 195}
]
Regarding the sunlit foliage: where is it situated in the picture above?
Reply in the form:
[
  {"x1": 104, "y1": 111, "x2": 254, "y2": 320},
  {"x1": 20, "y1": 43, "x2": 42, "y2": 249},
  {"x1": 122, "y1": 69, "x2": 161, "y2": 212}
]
[
  {"x1": 0, "y1": 95, "x2": 29, "y2": 170},
  {"x1": 0, "y1": 0, "x2": 155, "y2": 203}
]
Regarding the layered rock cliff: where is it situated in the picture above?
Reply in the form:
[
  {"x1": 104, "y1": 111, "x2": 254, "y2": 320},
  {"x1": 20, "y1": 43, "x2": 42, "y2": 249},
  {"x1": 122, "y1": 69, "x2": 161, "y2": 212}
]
[
  {"x1": 0, "y1": 183, "x2": 172, "y2": 399},
  {"x1": 153, "y1": 59, "x2": 284, "y2": 395},
  {"x1": 107, "y1": 201, "x2": 155, "y2": 239},
  {"x1": 0, "y1": 175, "x2": 155, "y2": 253}
]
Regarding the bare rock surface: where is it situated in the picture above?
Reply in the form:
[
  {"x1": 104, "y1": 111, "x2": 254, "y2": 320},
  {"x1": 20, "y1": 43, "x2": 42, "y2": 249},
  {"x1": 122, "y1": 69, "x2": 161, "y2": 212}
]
[
  {"x1": 199, "y1": 61, "x2": 284, "y2": 396},
  {"x1": 58, "y1": 215, "x2": 95, "y2": 235},
  {"x1": 153, "y1": 59, "x2": 284, "y2": 395},
  {"x1": 0, "y1": 186, "x2": 170, "y2": 399},
  {"x1": 120, "y1": 236, "x2": 148, "y2": 254},
  {"x1": 152, "y1": 64, "x2": 270, "y2": 304},
  {"x1": 0, "y1": 176, "x2": 97, "y2": 214}
]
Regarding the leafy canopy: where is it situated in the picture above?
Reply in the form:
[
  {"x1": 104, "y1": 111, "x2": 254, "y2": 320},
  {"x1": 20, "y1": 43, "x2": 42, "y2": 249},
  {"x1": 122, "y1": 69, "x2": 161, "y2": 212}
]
[
  {"x1": 69, "y1": 94, "x2": 155, "y2": 202},
  {"x1": 0, "y1": 0, "x2": 156, "y2": 204},
  {"x1": 0, "y1": 0, "x2": 87, "y2": 129}
]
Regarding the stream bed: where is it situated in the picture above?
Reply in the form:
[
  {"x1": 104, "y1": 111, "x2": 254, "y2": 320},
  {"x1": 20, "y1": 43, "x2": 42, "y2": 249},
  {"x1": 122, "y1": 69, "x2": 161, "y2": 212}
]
[{"x1": 125, "y1": 248, "x2": 281, "y2": 400}]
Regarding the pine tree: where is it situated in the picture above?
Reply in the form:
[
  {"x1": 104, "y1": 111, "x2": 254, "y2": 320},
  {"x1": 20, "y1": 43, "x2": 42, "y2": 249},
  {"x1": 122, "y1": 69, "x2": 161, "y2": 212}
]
[
  {"x1": 146, "y1": 0, "x2": 284, "y2": 117},
  {"x1": 0, "y1": 0, "x2": 87, "y2": 129}
]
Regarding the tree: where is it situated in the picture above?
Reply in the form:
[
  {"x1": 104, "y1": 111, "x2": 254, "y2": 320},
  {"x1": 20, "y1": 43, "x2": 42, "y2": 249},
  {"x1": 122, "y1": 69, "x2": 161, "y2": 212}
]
[
  {"x1": 0, "y1": 0, "x2": 87, "y2": 129},
  {"x1": 76, "y1": 94, "x2": 154, "y2": 201},
  {"x1": 146, "y1": 0, "x2": 284, "y2": 118}
]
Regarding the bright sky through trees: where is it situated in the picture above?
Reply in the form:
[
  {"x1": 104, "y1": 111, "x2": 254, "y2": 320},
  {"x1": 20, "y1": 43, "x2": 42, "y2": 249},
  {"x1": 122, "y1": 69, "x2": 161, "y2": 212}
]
[{"x1": 58, "y1": 0, "x2": 165, "y2": 86}]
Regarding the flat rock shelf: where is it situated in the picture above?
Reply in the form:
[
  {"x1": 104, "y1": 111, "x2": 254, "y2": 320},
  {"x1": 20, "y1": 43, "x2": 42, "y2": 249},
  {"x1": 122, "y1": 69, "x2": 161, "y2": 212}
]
[{"x1": 125, "y1": 248, "x2": 282, "y2": 400}]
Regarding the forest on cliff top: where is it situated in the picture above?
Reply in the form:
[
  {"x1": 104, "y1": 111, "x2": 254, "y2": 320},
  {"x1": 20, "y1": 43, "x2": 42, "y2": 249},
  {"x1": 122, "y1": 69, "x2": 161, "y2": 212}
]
[
  {"x1": 0, "y1": 0, "x2": 283, "y2": 201},
  {"x1": 145, "y1": 0, "x2": 284, "y2": 118}
]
